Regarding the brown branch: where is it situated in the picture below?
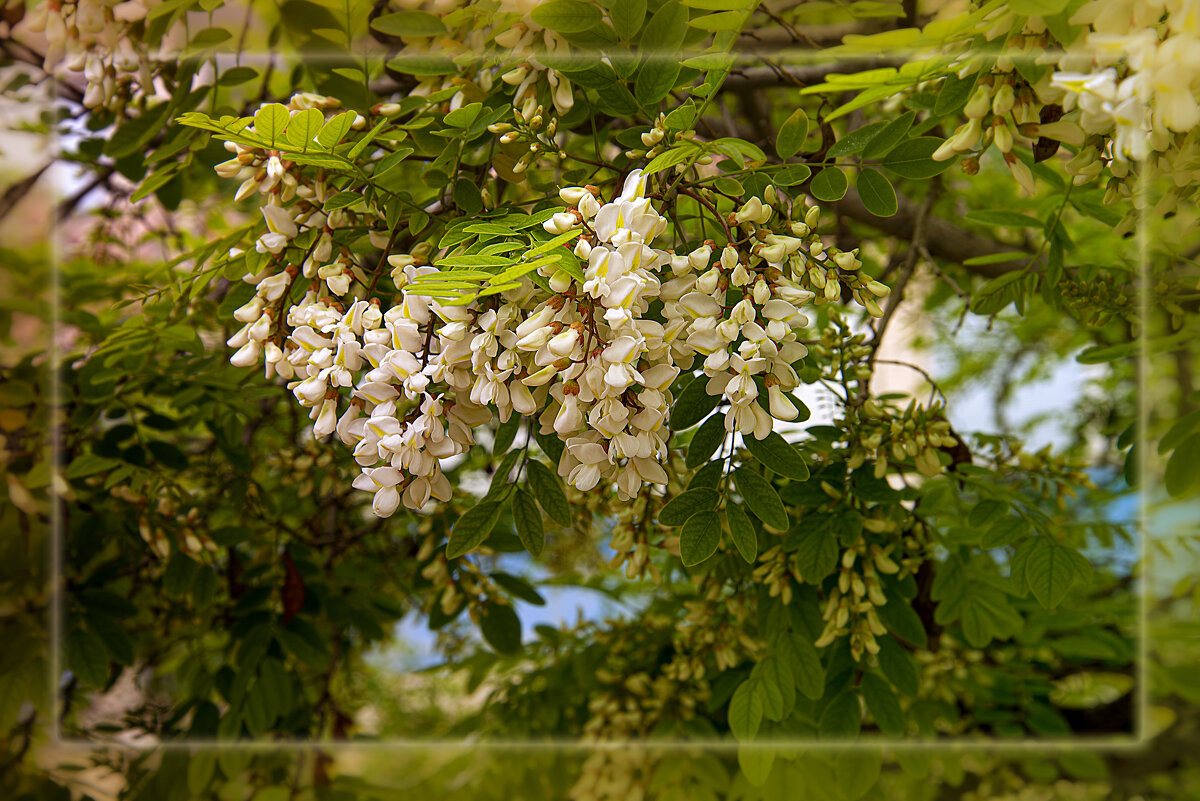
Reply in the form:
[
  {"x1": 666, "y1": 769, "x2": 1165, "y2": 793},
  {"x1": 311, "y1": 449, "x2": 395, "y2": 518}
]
[{"x1": 0, "y1": 162, "x2": 52, "y2": 223}]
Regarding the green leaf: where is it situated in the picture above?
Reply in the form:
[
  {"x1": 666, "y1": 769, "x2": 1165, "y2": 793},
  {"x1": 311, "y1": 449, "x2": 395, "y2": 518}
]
[
  {"x1": 489, "y1": 573, "x2": 545, "y2": 608},
  {"x1": 827, "y1": 121, "x2": 888, "y2": 158},
  {"x1": 857, "y1": 168, "x2": 897, "y2": 217},
  {"x1": 738, "y1": 745, "x2": 775, "y2": 788},
  {"x1": 818, "y1": 690, "x2": 862, "y2": 739},
  {"x1": 386, "y1": 54, "x2": 458, "y2": 76},
  {"x1": 776, "y1": 108, "x2": 809, "y2": 159},
  {"x1": 659, "y1": 487, "x2": 720, "y2": 527},
  {"x1": 862, "y1": 111, "x2": 915, "y2": 158},
  {"x1": 512, "y1": 489, "x2": 545, "y2": 557},
  {"x1": 640, "y1": 0, "x2": 689, "y2": 52},
  {"x1": 218, "y1": 66, "x2": 258, "y2": 86},
  {"x1": 446, "y1": 501, "x2": 504, "y2": 559},
  {"x1": 1024, "y1": 538, "x2": 1092, "y2": 608},
  {"x1": 861, "y1": 673, "x2": 904, "y2": 735},
  {"x1": 188, "y1": 26, "x2": 232, "y2": 51},
  {"x1": 444, "y1": 102, "x2": 482, "y2": 129},
  {"x1": 283, "y1": 108, "x2": 323, "y2": 151},
  {"x1": 934, "y1": 71, "x2": 979, "y2": 117},
  {"x1": 66, "y1": 629, "x2": 109, "y2": 686},
  {"x1": 1165, "y1": 434, "x2": 1200, "y2": 496},
  {"x1": 670, "y1": 375, "x2": 721, "y2": 430},
  {"x1": 85, "y1": 614, "x2": 134, "y2": 666},
  {"x1": 479, "y1": 602, "x2": 523, "y2": 654},
  {"x1": 370, "y1": 10, "x2": 446, "y2": 37},
  {"x1": 728, "y1": 679, "x2": 764, "y2": 741},
  {"x1": 680, "y1": 510, "x2": 723, "y2": 566},
  {"x1": 725, "y1": 504, "x2": 758, "y2": 563},
  {"x1": 874, "y1": 595, "x2": 928, "y2": 647},
  {"x1": 780, "y1": 632, "x2": 824, "y2": 700},
  {"x1": 253, "y1": 103, "x2": 290, "y2": 147},
  {"x1": 788, "y1": 523, "x2": 838, "y2": 584},
  {"x1": 688, "y1": 9, "x2": 747, "y2": 31},
  {"x1": 163, "y1": 549, "x2": 198, "y2": 598},
  {"x1": 642, "y1": 142, "x2": 699, "y2": 176},
  {"x1": 877, "y1": 636, "x2": 919, "y2": 696},
  {"x1": 187, "y1": 751, "x2": 216, "y2": 796},
  {"x1": 316, "y1": 111, "x2": 355, "y2": 149},
  {"x1": 531, "y1": 0, "x2": 602, "y2": 33},
  {"x1": 527, "y1": 459, "x2": 572, "y2": 526},
  {"x1": 454, "y1": 178, "x2": 483, "y2": 215},
  {"x1": 686, "y1": 414, "x2": 726, "y2": 469},
  {"x1": 773, "y1": 164, "x2": 812, "y2": 185},
  {"x1": 881, "y1": 137, "x2": 956, "y2": 179},
  {"x1": 835, "y1": 751, "x2": 883, "y2": 801},
  {"x1": 733, "y1": 467, "x2": 789, "y2": 530},
  {"x1": 611, "y1": 0, "x2": 646, "y2": 39},
  {"x1": 810, "y1": 167, "x2": 848, "y2": 202},
  {"x1": 66, "y1": 453, "x2": 121, "y2": 479},
  {"x1": 324, "y1": 191, "x2": 363, "y2": 212},
  {"x1": 744, "y1": 430, "x2": 809, "y2": 480},
  {"x1": 753, "y1": 656, "x2": 795, "y2": 721},
  {"x1": 635, "y1": 60, "x2": 681, "y2": 107}
]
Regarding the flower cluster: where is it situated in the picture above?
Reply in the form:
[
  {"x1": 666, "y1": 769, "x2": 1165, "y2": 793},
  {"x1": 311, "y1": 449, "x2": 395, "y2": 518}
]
[
  {"x1": 215, "y1": 113, "x2": 882, "y2": 517},
  {"x1": 814, "y1": 540, "x2": 901, "y2": 661},
  {"x1": 23, "y1": 0, "x2": 159, "y2": 110}
]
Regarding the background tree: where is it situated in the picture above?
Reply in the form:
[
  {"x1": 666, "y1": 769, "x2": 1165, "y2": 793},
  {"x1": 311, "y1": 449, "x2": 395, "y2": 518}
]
[{"x1": 0, "y1": 0, "x2": 1197, "y2": 799}]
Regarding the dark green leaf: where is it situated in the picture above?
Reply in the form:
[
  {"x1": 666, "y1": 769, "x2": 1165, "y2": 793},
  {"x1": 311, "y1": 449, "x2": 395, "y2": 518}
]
[
  {"x1": 788, "y1": 523, "x2": 838, "y2": 583},
  {"x1": 882, "y1": 137, "x2": 956, "y2": 179},
  {"x1": 861, "y1": 111, "x2": 915, "y2": 159},
  {"x1": 640, "y1": 0, "x2": 689, "y2": 52},
  {"x1": 1024, "y1": 537, "x2": 1092, "y2": 608},
  {"x1": 725, "y1": 504, "x2": 758, "y2": 563},
  {"x1": 818, "y1": 690, "x2": 862, "y2": 739},
  {"x1": 679, "y1": 510, "x2": 722, "y2": 566},
  {"x1": 861, "y1": 673, "x2": 904, "y2": 735},
  {"x1": 874, "y1": 596, "x2": 928, "y2": 647},
  {"x1": 612, "y1": 0, "x2": 647, "y2": 39},
  {"x1": 635, "y1": 60, "x2": 681, "y2": 107},
  {"x1": 527, "y1": 459, "x2": 572, "y2": 526},
  {"x1": 810, "y1": 167, "x2": 848, "y2": 202},
  {"x1": 835, "y1": 750, "x2": 883, "y2": 800},
  {"x1": 479, "y1": 602, "x2": 523, "y2": 654},
  {"x1": 85, "y1": 614, "x2": 133, "y2": 666},
  {"x1": 876, "y1": 636, "x2": 919, "y2": 696},
  {"x1": 66, "y1": 629, "x2": 110, "y2": 686},
  {"x1": 857, "y1": 168, "x2": 897, "y2": 217},
  {"x1": 686, "y1": 414, "x2": 726, "y2": 469},
  {"x1": 446, "y1": 500, "x2": 503, "y2": 558},
  {"x1": 454, "y1": 177, "x2": 483, "y2": 214},
  {"x1": 744, "y1": 430, "x2": 809, "y2": 480},
  {"x1": 776, "y1": 108, "x2": 810, "y2": 159},
  {"x1": 733, "y1": 467, "x2": 789, "y2": 530},
  {"x1": 512, "y1": 488, "x2": 545, "y2": 557},
  {"x1": 1165, "y1": 434, "x2": 1200, "y2": 496},
  {"x1": 670, "y1": 374, "x2": 721, "y2": 430},
  {"x1": 728, "y1": 679, "x2": 763, "y2": 741},
  {"x1": 659, "y1": 487, "x2": 720, "y2": 526},
  {"x1": 826, "y1": 121, "x2": 888, "y2": 158}
]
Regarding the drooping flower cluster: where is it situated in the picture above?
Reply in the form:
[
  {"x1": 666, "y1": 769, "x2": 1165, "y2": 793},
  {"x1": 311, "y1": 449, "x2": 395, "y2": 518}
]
[
  {"x1": 214, "y1": 108, "x2": 888, "y2": 516},
  {"x1": 23, "y1": 0, "x2": 160, "y2": 110}
]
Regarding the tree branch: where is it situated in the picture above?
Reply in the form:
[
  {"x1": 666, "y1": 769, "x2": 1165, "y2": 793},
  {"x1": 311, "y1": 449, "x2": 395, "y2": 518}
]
[{"x1": 832, "y1": 187, "x2": 1040, "y2": 277}]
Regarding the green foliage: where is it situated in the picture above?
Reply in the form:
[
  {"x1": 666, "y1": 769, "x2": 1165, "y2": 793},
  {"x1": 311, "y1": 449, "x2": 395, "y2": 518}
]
[{"x1": 3, "y1": 0, "x2": 1185, "y2": 798}]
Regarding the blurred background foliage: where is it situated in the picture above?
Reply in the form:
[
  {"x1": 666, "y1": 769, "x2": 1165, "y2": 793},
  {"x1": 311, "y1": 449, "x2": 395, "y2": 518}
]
[{"x1": 0, "y1": 0, "x2": 1198, "y2": 798}]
